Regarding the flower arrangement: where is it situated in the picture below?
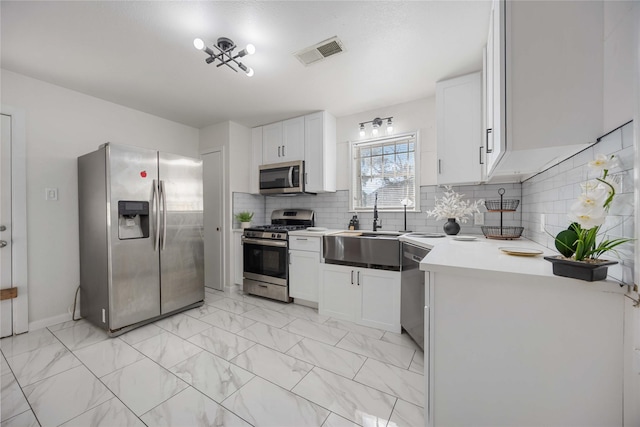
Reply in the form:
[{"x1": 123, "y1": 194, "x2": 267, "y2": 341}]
[
  {"x1": 553, "y1": 154, "x2": 631, "y2": 262},
  {"x1": 426, "y1": 186, "x2": 483, "y2": 223}
]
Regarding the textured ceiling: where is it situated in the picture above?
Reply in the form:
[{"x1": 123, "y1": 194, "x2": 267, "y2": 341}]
[{"x1": 1, "y1": 1, "x2": 491, "y2": 128}]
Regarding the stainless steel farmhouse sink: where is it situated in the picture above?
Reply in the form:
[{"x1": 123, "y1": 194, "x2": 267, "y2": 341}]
[{"x1": 323, "y1": 233, "x2": 401, "y2": 270}]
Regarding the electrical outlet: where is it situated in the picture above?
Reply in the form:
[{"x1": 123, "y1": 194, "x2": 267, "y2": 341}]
[
  {"x1": 540, "y1": 214, "x2": 546, "y2": 232},
  {"x1": 474, "y1": 212, "x2": 484, "y2": 226},
  {"x1": 45, "y1": 188, "x2": 58, "y2": 201}
]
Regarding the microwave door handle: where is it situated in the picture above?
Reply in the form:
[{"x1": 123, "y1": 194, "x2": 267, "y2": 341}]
[{"x1": 288, "y1": 167, "x2": 294, "y2": 188}]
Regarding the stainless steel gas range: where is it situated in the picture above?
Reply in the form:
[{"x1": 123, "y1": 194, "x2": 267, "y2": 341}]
[{"x1": 242, "y1": 209, "x2": 314, "y2": 302}]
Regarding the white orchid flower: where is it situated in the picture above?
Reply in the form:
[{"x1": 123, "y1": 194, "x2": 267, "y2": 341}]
[
  {"x1": 588, "y1": 154, "x2": 619, "y2": 172},
  {"x1": 568, "y1": 200, "x2": 606, "y2": 229}
]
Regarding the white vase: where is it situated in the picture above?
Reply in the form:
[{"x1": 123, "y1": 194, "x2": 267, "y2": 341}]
[{"x1": 240, "y1": 222, "x2": 251, "y2": 229}]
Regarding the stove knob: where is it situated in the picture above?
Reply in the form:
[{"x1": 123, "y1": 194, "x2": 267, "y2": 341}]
[{"x1": 271, "y1": 233, "x2": 276, "y2": 238}]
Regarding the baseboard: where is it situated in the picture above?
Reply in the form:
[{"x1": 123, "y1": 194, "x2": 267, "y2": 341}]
[{"x1": 28, "y1": 312, "x2": 73, "y2": 331}]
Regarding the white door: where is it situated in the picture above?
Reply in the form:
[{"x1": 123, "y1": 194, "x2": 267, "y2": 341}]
[
  {"x1": 0, "y1": 114, "x2": 12, "y2": 337},
  {"x1": 203, "y1": 150, "x2": 224, "y2": 290}
]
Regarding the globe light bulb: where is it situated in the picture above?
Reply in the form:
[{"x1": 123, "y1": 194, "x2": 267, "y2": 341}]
[
  {"x1": 245, "y1": 44, "x2": 256, "y2": 55},
  {"x1": 193, "y1": 38, "x2": 205, "y2": 50},
  {"x1": 246, "y1": 67, "x2": 254, "y2": 77}
]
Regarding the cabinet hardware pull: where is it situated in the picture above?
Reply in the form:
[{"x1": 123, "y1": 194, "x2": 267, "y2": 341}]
[
  {"x1": 438, "y1": 159, "x2": 442, "y2": 174},
  {"x1": 486, "y1": 128, "x2": 493, "y2": 153},
  {"x1": 282, "y1": 145, "x2": 285, "y2": 157},
  {"x1": 278, "y1": 146, "x2": 281, "y2": 157},
  {"x1": 479, "y1": 146, "x2": 484, "y2": 165},
  {"x1": 357, "y1": 271, "x2": 360, "y2": 286},
  {"x1": 305, "y1": 172, "x2": 308, "y2": 185},
  {"x1": 351, "y1": 270, "x2": 354, "y2": 285},
  {"x1": 296, "y1": 238, "x2": 308, "y2": 241}
]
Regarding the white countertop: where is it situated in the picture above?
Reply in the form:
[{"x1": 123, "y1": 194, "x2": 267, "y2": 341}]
[
  {"x1": 288, "y1": 229, "x2": 342, "y2": 237},
  {"x1": 399, "y1": 234, "x2": 626, "y2": 291}
]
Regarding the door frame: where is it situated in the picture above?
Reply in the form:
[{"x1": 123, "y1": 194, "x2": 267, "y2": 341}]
[{"x1": 1, "y1": 105, "x2": 28, "y2": 335}]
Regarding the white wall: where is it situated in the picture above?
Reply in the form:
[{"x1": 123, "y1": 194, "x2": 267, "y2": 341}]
[
  {"x1": 1, "y1": 70, "x2": 200, "y2": 329},
  {"x1": 335, "y1": 97, "x2": 437, "y2": 190}
]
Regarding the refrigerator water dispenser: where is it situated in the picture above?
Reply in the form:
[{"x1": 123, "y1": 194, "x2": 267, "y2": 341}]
[{"x1": 117, "y1": 200, "x2": 149, "y2": 239}]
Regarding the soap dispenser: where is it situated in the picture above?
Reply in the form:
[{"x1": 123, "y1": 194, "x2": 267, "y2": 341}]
[{"x1": 348, "y1": 215, "x2": 359, "y2": 230}]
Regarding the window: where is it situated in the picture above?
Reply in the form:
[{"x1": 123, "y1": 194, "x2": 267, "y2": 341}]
[{"x1": 350, "y1": 132, "x2": 419, "y2": 211}]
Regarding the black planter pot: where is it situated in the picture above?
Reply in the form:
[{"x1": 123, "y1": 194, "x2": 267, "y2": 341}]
[
  {"x1": 443, "y1": 218, "x2": 460, "y2": 235},
  {"x1": 544, "y1": 256, "x2": 617, "y2": 282}
]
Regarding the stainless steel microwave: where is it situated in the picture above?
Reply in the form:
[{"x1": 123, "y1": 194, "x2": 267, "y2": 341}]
[{"x1": 259, "y1": 160, "x2": 305, "y2": 195}]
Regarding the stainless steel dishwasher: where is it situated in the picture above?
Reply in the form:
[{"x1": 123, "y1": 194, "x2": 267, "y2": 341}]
[{"x1": 401, "y1": 242, "x2": 430, "y2": 350}]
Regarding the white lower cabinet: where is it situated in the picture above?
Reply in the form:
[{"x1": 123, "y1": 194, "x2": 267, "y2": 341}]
[
  {"x1": 233, "y1": 230, "x2": 243, "y2": 285},
  {"x1": 319, "y1": 263, "x2": 400, "y2": 333},
  {"x1": 289, "y1": 235, "x2": 321, "y2": 303}
]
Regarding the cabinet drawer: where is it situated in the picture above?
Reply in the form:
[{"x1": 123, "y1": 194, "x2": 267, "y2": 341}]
[{"x1": 289, "y1": 236, "x2": 321, "y2": 252}]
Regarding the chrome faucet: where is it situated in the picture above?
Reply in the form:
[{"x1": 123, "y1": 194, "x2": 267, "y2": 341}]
[{"x1": 373, "y1": 192, "x2": 382, "y2": 231}]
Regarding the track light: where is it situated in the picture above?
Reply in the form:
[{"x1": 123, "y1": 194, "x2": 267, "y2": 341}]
[
  {"x1": 358, "y1": 116, "x2": 394, "y2": 137},
  {"x1": 194, "y1": 37, "x2": 255, "y2": 77}
]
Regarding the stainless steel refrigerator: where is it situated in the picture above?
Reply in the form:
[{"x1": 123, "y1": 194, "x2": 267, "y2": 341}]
[{"x1": 78, "y1": 143, "x2": 204, "y2": 336}]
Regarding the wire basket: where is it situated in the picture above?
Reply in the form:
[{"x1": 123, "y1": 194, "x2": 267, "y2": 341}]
[
  {"x1": 481, "y1": 226, "x2": 524, "y2": 240},
  {"x1": 484, "y1": 199, "x2": 520, "y2": 211}
]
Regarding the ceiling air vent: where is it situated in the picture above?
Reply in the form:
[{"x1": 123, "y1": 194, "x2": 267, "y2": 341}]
[{"x1": 294, "y1": 36, "x2": 345, "y2": 66}]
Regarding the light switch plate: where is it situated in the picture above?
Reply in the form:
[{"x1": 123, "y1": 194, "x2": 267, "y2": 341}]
[
  {"x1": 474, "y1": 213, "x2": 484, "y2": 226},
  {"x1": 45, "y1": 188, "x2": 58, "y2": 201},
  {"x1": 540, "y1": 214, "x2": 546, "y2": 232}
]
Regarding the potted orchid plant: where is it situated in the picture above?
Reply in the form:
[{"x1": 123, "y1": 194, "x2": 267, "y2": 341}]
[
  {"x1": 426, "y1": 186, "x2": 483, "y2": 235},
  {"x1": 544, "y1": 154, "x2": 633, "y2": 281}
]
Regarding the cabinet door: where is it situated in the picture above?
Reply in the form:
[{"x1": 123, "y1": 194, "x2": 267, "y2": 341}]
[
  {"x1": 358, "y1": 269, "x2": 401, "y2": 333},
  {"x1": 436, "y1": 72, "x2": 483, "y2": 185},
  {"x1": 282, "y1": 116, "x2": 305, "y2": 161},
  {"x1": 304, "y1": 112, "x2": 336, "y2": 193},
  {"x1": 250, "y1": 127, "x2": 263, "y2": 194},
  {"x1": 289, "y1": 249, "x2": 320, "y2": 302},
  {"x1": 234, "y1": 231, "x2": 243, "y2": 285},
  {"x1": 485, "y1": 0, "x2": 504, "y2": 175},
  {"x1": 319, "y1": 264, "x2": 357, "y2": 321},
  {"x1": 263, "y1": 122, "x2": 283, "y2": 164}
]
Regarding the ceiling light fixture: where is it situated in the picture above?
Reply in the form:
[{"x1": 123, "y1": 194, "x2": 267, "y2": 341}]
[
  {"x1": 358, "y1": 117, "x2": 393, "y2": 137},
  {"x1": 193, "y1": 37, "x2": 255, "y2": 77}
]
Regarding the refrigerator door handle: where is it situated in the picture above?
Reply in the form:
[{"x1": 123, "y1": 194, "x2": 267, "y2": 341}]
[
  {"x1": 160, "y1": 180, "x2": 167, "y2": 251},
  {"x1": 153, "y1": 179, "x2": 160, "y2": 251}
]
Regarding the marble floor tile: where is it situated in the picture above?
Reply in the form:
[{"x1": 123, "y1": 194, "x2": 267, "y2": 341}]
[
  {"x1": 387, "y1": 399, "x2": 425, "y2": 427},
  {"x1": 322, "y1": 413, "x2": 361, "y2": 427},
  {"x1": 323, "y1": 318, "x2": 385, "y2": 339},
  {"x1": 236, "y1": 322, "x2": 303, "y2": 353},
  {"x1": 381, "y1": 331, "x2": 422, "y2": 352},
  {"x1": 188, "y1": 327, "x2": 255, "y2": 361},
  {"x1": 242, "y1": 307, "x2": 295, "y2": 328},
  {"x1": 154, "y1": 313, "x2": 212, "y2": 339},
  {"x1": 292, "y1": 367, "x2": 395, "y2": 426},
  {"x1": 59, "y1": 397, "x2": 145, "y2": 427},
  {"x1": 354, "y1": 358, "x2": 424, "y2": 407},
  {"x1": 7, "y1": 342, "x2": 81, "y2": 387},
  {"x1": 286, "y1": 339, "x2": 366, "y2": 380},
  {"x1": 337, "y1": 332, "x2": 415, "y2": 369},
  {"x1": 118, "y1": 324, "x2": 165, "y2": 346},
  {"x1": 0, "y1": 410, "x2": 39, "y2": 427},
  {"x1": 170, "y1": 351, "x2": 254, "y2": 403},
  {"x1": 183, "y1": 304, "x2": 219, "y2": 319},
  {"x1": 133, "y1": 332, "x2": 203, "y2": 369},
  {"x1": 73, "y1": 338, "x2": 145, "y2": 378},
  {"x1": 209, "y1": 297, "x2": 257, "y2": 315},
  {"x1": 47, "y1": 319, "x2": 89, "y2": 332},
  {"x1": 0, "y1": 328, "x2": 59, "y2": 358},
  {"x1": 198, "y1": 310, "x2": 256, "y2": 333},
  {"x1": 230, "y1": 344, "x2": 313, "y2": 390},
  {"x1": 279, "y1": 304, "x2": 330, "y2": 324},
  {"x1": 242, "y1": 295, "x2": 289, "y2": 312},
  {"x1": 409, "y1": 350, "x2": 424, "y2": 375},
  {"x1": 204, "y1": 290, "x2": 226, "y2": 305},
  {"x1": 283, "y1": 318, "x2": 347, "y2": 346},
  {"x1": 51, "y1": 322, "x2": 109, "y2": 351},
  {"x1": 101, "y1": 358, "x2": 188, "y2": 416},
  {"x1": 222, "y1": 376, "x2": 329, "y2": 427},
  {"x1": 1, "y1": 354, "x2": 11, "y2": 376},
  {"x1": 23, "y1": 365, "x2": 113, "y2": 427},
  {"x1": 142, "y1": 386, "x2": 251, "y2": 427},
  {"x1": 1, "y1": 373, "x2": 29, "y2": 422}
]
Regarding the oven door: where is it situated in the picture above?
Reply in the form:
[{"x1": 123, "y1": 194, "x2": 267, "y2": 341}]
[
  {"x1": 259, "y1": 161, "x2": 303, "y2": 195},
  {"x1": 242, "y1": 237, "x2": 288, "y2": 286}
]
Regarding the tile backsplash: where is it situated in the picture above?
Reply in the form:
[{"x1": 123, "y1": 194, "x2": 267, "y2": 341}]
[{"x1": 521, "y1": 121, "x2": 635, "y2": 284}]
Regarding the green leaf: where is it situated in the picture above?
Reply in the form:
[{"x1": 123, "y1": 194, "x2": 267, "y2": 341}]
[{"x1": 555, "y1": 229, "x2": 579, "y2": 257}]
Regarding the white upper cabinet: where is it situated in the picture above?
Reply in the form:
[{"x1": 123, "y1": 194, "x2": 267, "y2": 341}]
[
  {"x1": 263, "y1": 117, "x2": 304, "y2": 164},
  {"x1": 436, "y1": 72, "x2": 483, "y2": 185},
  {"x1": 486, "y1": 0, "x2": 603, "y2": 180},
  {"x1": 304, "y1": 111, "x2": 336, "y2": 193}
]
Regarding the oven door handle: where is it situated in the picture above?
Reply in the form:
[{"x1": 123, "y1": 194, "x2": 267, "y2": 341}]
[{"x1": 242, "y1": 237, "x2": 288, "y2": 248}]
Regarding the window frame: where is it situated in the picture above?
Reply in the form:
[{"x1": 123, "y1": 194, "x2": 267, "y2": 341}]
[{"x1": 348, "y1": 131, "x2": 421, "y2": 212}]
